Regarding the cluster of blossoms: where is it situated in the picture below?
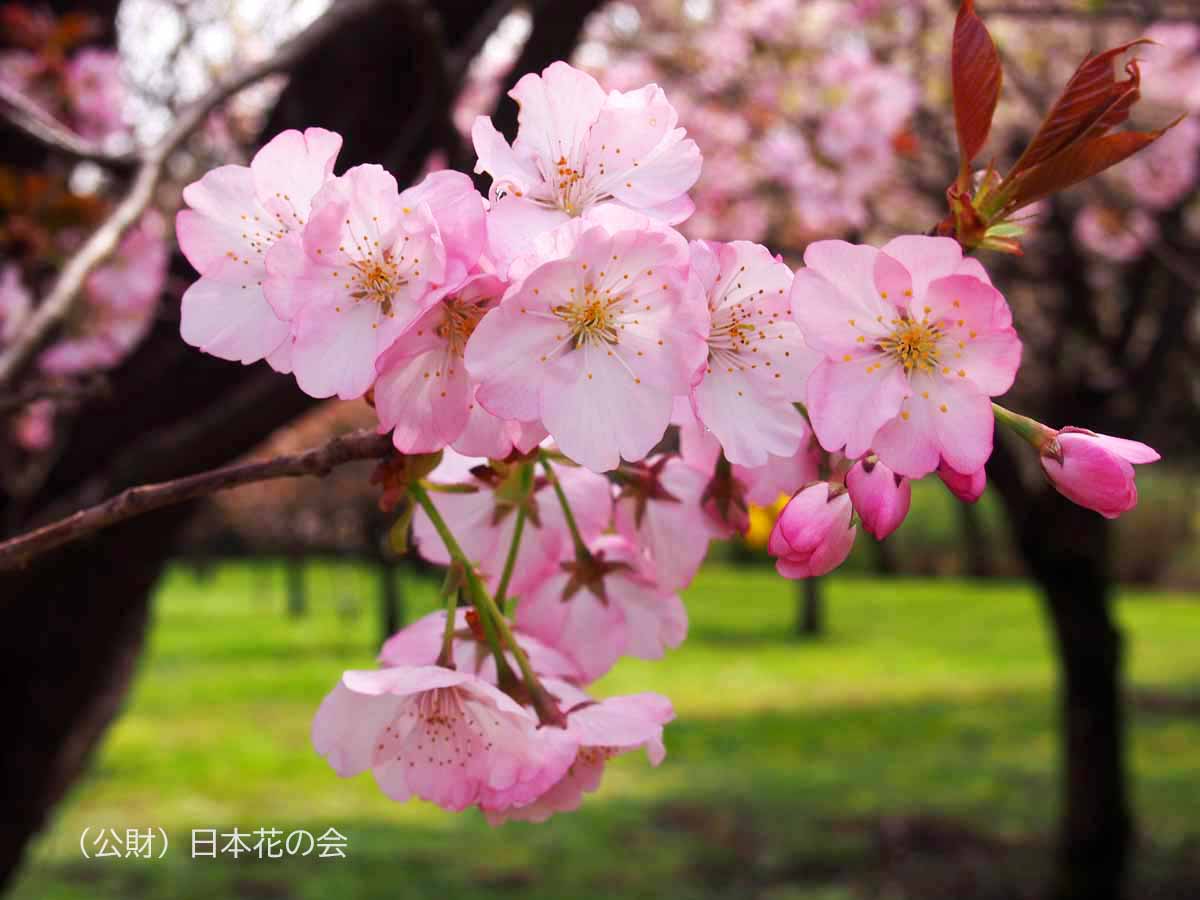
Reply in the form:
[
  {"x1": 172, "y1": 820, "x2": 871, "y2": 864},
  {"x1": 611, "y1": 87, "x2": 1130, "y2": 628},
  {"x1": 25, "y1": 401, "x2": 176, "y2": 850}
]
[
  {"x1": 578, "y1": 0, "x2": 925, "y2": 244},
  {"x1": 0, "y1": 5, "x2": 126, "y2": 144},
  {"x1": 0, "y1": 9, "x2": 167, "y2": 452},
  {"x1": 179, "y1": 59, "x2": 1159, "y2": 820}
]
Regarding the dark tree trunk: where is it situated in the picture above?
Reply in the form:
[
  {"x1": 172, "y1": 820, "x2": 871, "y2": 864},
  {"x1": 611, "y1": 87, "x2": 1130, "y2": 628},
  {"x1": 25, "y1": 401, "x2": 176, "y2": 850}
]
[
  {"x1": 0, "y1": 0, "x2": 606, "y2": 889},
  {"x1": 957, "y1": 501, "x2": 992, "y2": 577},
  {"x1": 379, "y1": 563, "x2": 404, "y2": 643},
  {"x1": 989, "y1": 442, "x2": 1131, "y2": 900},
  {"x1": 286, "y1": 557, "x2": 307, "y2": 618},
  {"x1": 795, "y1": 577, "x2": 823, "y2": 637}
]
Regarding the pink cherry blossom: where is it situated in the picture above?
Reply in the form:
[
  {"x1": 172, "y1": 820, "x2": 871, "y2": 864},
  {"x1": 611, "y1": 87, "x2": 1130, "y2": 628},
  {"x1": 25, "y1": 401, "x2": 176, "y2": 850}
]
[
  {"x1": 845, "y1": 457, "x2": 911, "y2": 540},
  {"x1": 938, "y1": 459, "x2": 986, "y2": 503},
  {"x1": 768, "y1": 482, "x2": 856, "y2": 579},
  {"x1": 177, "y1": 127, "x2": 342, "y2": 369},
  {"x1": 374, "y1": 273, "x2": 505, "y2": 453},
  {"x1": 688, "y1": 240, "x2": 820, "y2": 467},
  {"x1": 516, "y1": 534, "x2": 687, "y2": 683},
  {"x1": 12, "y1": 398, "x2": 54, "y2": 452},
  {"x1": 613, "y1": 455, "x2": 725, "y2": 591},
  {"x1": 792, "y1": 236, "x2": 1022, "y2": 479},
  {"x1": 486, "y1": 680, "x2": 673, "y2": 824},
  {"x1": 39, "y1": 214, "x2": 167, "y2": 375},
  {"x1": 411, "y1": 451, "x2": 613, "y2": 598},
  {"x1": 1040, "y1": 427, "x2": 1160, "y2": 519},
  {"x1": 465, "y1": 218, "x2": 708, "y2": 472},
  {"x1": 378, "y1": 609, "x2": 583, "y2": 684},
  {"x1": 64, "y1": 48, "x2": 125, "y2": 141},
  {"x1": 311, "y1": 665, "x2": 576, "y2": 813},
  {"x1": 267, "y1": 168, "x2": 485, "y2": 399},
  {"x1": 472, "y1": 61, "x2": 701, "y2": 258},
  {"x1": 739, "y1": 440, "x2": 822, "y2": 506},
  {"x1": 1073, "y1": 205, "x2": 1158, "y2": 263}
]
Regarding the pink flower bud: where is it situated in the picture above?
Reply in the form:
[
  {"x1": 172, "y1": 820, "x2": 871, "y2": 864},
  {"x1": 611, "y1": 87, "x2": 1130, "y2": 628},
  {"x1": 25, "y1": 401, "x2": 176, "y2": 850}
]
[
  {"x1": 846, "y1": 458, "x2": 911, "y2": 540},
  {"x1": 1040, "y1": 427, "x2": 1160, "y2": 519},
  {"x1": 937, "y1": 459, "x2": 986, "y2": 503},
  {"x1": 768, "y1": 482, "x2": 856, "y2": 579}
]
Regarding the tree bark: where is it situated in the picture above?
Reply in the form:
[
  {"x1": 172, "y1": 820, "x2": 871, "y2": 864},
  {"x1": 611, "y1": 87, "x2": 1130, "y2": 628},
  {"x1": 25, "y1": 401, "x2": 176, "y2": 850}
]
[
  {"x1": 379, "y1": 563, "x2": 404, "y2": 643},
  {"x1": 988, "y1": 442, "x2": 1131, "y2": 900},
  {"x1": 795, "y1": 577, "x2": 823, "y2": 637}
]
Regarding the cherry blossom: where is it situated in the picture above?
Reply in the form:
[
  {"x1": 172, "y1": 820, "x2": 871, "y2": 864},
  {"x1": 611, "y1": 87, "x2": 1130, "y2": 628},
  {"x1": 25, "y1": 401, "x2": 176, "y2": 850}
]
[
  {"x1": 312, "y1": 665, "x2": 576, "y2": 813},
  {"x1": 516, "y1": 534, "x2": 687, "y2": 683},
  {"x1": 40, "y1": 214, "x2": 167, "y2": 374},
  {"x1": 177, "y1": 127, "x2": 342, "y2": 369},
  {"x1": 378, "y1": 609, "x2": 583, "y2": 685},
  {"x1": 845, "y1": 456, "x2": 911, "y2": 540},
  {"x1": 792, "y1": 236, "x2": 1022, "y2": 478},
  {"x1": 1040, "y1": 427, "x2": 1160, "y2": 519},
  {"x1": 613, "y1": 454, "x2": 724, "y2": 592},
  {"x1": 473, "y1": 60, "x2": 701, "y2": 270},
  {"x1": 374, "y1": 273, "x2": 505, "y2": 454},
  {"x1": 688, "y1": 239, "x2": 820, "y2": 467},
  {"x1": 411, "y1": 451, "x2": 613, "y2": 598},
  {"x1": 465, "y1": 218, "x2": 708, "y2": 472},
  {"x1": 266, "y1": 168, "x2": 485, "y2": 400},
  {"x1": 768, "y1": 482, "x2": 857, "y2": 579},
  {"x1": 486, "y1": 680, "x2": 673, "y2": 824},
  {"x1": 937, "y1": 459, "x2": 986, "y2": 503},
  {"x1": 63, "y1": 48, "x2": 125, "y2": 141}
]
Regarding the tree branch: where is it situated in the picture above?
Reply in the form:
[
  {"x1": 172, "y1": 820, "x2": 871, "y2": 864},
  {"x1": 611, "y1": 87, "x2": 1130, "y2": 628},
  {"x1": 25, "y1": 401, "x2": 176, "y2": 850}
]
[
  {"x1": 0, "y1": 428, "x2": 394, "y2": 572},
  {"x1": 0, "y1": 0, "x2": 385, "y2": 391},
  {"x1": 0, "y1": 82, "x2": 135, "y2": 167}
]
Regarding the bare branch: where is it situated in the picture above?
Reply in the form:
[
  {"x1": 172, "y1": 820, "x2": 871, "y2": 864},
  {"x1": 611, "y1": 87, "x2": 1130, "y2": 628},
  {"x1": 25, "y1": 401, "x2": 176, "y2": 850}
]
[
  {"x1": 0, "y1": 83, "x2": 136, "y2": 167},
  {"x1": 0, "y1": 428, "x2": 394, "y2": 571},
  {"x1": 0, "y1": 0, "x2": 384, "y2": 392}
]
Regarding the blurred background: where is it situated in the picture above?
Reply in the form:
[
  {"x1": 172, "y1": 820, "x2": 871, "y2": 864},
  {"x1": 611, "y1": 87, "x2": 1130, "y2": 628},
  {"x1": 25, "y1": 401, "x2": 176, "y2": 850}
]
[{"x1": 0, "y1": 1, "x2": 1198, "y2": 899}]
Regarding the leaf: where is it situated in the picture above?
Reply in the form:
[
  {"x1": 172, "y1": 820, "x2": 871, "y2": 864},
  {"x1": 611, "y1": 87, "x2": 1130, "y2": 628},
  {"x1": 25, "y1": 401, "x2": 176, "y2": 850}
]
[
  {"x1": 1004, "y1": 119, "x2": 1181, "y2": 213},
  {"x1": 952, "y1": 0, "x2": 1003, "y2": 168},
  {"x1": 1011, "y1": 40, "x2": 1152, "y2": 176}
]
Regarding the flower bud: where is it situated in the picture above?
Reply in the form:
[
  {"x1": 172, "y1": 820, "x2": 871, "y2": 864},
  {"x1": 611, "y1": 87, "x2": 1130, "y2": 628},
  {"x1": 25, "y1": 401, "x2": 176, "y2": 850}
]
[
  {"x1": 1040, "y1": 427, "x2": 1159, "y2": 519},
  {"x1": 846, "y1": 458, "x2": 911, "y2": 540},
  {"x1": 767, "y1": 482, "x2": 855, "y2": 579},
  {"x1": 938, "y1": 459, "x2": 986, "y2": 503}
]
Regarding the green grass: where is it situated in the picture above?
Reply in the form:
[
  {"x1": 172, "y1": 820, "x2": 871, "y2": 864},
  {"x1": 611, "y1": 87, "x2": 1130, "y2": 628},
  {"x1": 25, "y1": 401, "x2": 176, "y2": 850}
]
[{"x1": 10, "y1": 563, "x2": 1200, "y2": 899}]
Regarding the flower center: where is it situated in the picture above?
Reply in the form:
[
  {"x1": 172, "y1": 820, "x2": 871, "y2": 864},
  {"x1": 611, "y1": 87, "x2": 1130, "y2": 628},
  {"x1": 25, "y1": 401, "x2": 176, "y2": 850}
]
[
  {"x1": 435, "y1": 297, "x2": 489, "y2": 356},
  {"x1": 349, "y1": 255, "x2": 404, "y2": 315},
  {"x1": 554, "y1": 287, "x2": 620, "y2": 347},
  {"x1": 879, "y1": 318, "x2": 942, "y2": 373}
]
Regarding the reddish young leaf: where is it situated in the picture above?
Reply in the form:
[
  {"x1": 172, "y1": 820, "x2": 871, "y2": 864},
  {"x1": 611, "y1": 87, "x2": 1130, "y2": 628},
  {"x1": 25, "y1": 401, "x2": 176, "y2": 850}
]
[
  {"x1": 951, "y1": 0, "x2": 1003, "y2": 169},
  {"x1": 1011, "y1": 40, "x2": 1152, "y2": 176},
  {"x1": 1004, "y1": 120, "x2": 1181, "y2": 213}
]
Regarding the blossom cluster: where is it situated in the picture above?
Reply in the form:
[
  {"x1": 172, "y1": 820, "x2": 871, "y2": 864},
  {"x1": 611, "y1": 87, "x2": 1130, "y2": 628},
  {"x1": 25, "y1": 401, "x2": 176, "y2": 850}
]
[
  {"x1": 0, "y1": 15, "x2": 167, "y2": 452},
  {"x1": 178, "y1": 59, "x2": 1160, "y2": 822}
]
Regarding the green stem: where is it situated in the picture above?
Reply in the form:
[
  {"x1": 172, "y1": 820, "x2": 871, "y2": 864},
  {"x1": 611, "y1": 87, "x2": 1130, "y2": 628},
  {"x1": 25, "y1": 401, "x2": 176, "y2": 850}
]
[
  {"x1": 493, "y1": 463, "x2": 533, "y2": 612},
  {"x1": 538, "y1": 452, "x2": 591, "y2": 562},
  {"x1": 992, "y1": 402, "x2": 1057, "y2": 451},
  {"x1": 410, "y1": 481, "x2": 563, "y2": 727}
]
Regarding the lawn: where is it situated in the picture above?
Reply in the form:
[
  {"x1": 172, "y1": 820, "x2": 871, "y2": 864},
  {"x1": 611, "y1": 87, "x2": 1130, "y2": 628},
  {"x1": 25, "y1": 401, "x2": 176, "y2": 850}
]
[{"x1": 10, "y1": 563, "x2": 1200, "y2": 899}]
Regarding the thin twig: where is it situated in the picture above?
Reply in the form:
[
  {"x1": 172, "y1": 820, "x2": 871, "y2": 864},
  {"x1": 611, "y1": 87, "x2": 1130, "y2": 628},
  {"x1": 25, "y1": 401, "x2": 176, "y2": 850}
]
[
  {"x1": 0, "y1": 0, "x2": 383, "y2": 391},
  {"x1": 0, "y1": 82, "x2": 136, "y2": 166},
  {"x1": 0, "y1": 428, "x2": 394, "y2": 571}
]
